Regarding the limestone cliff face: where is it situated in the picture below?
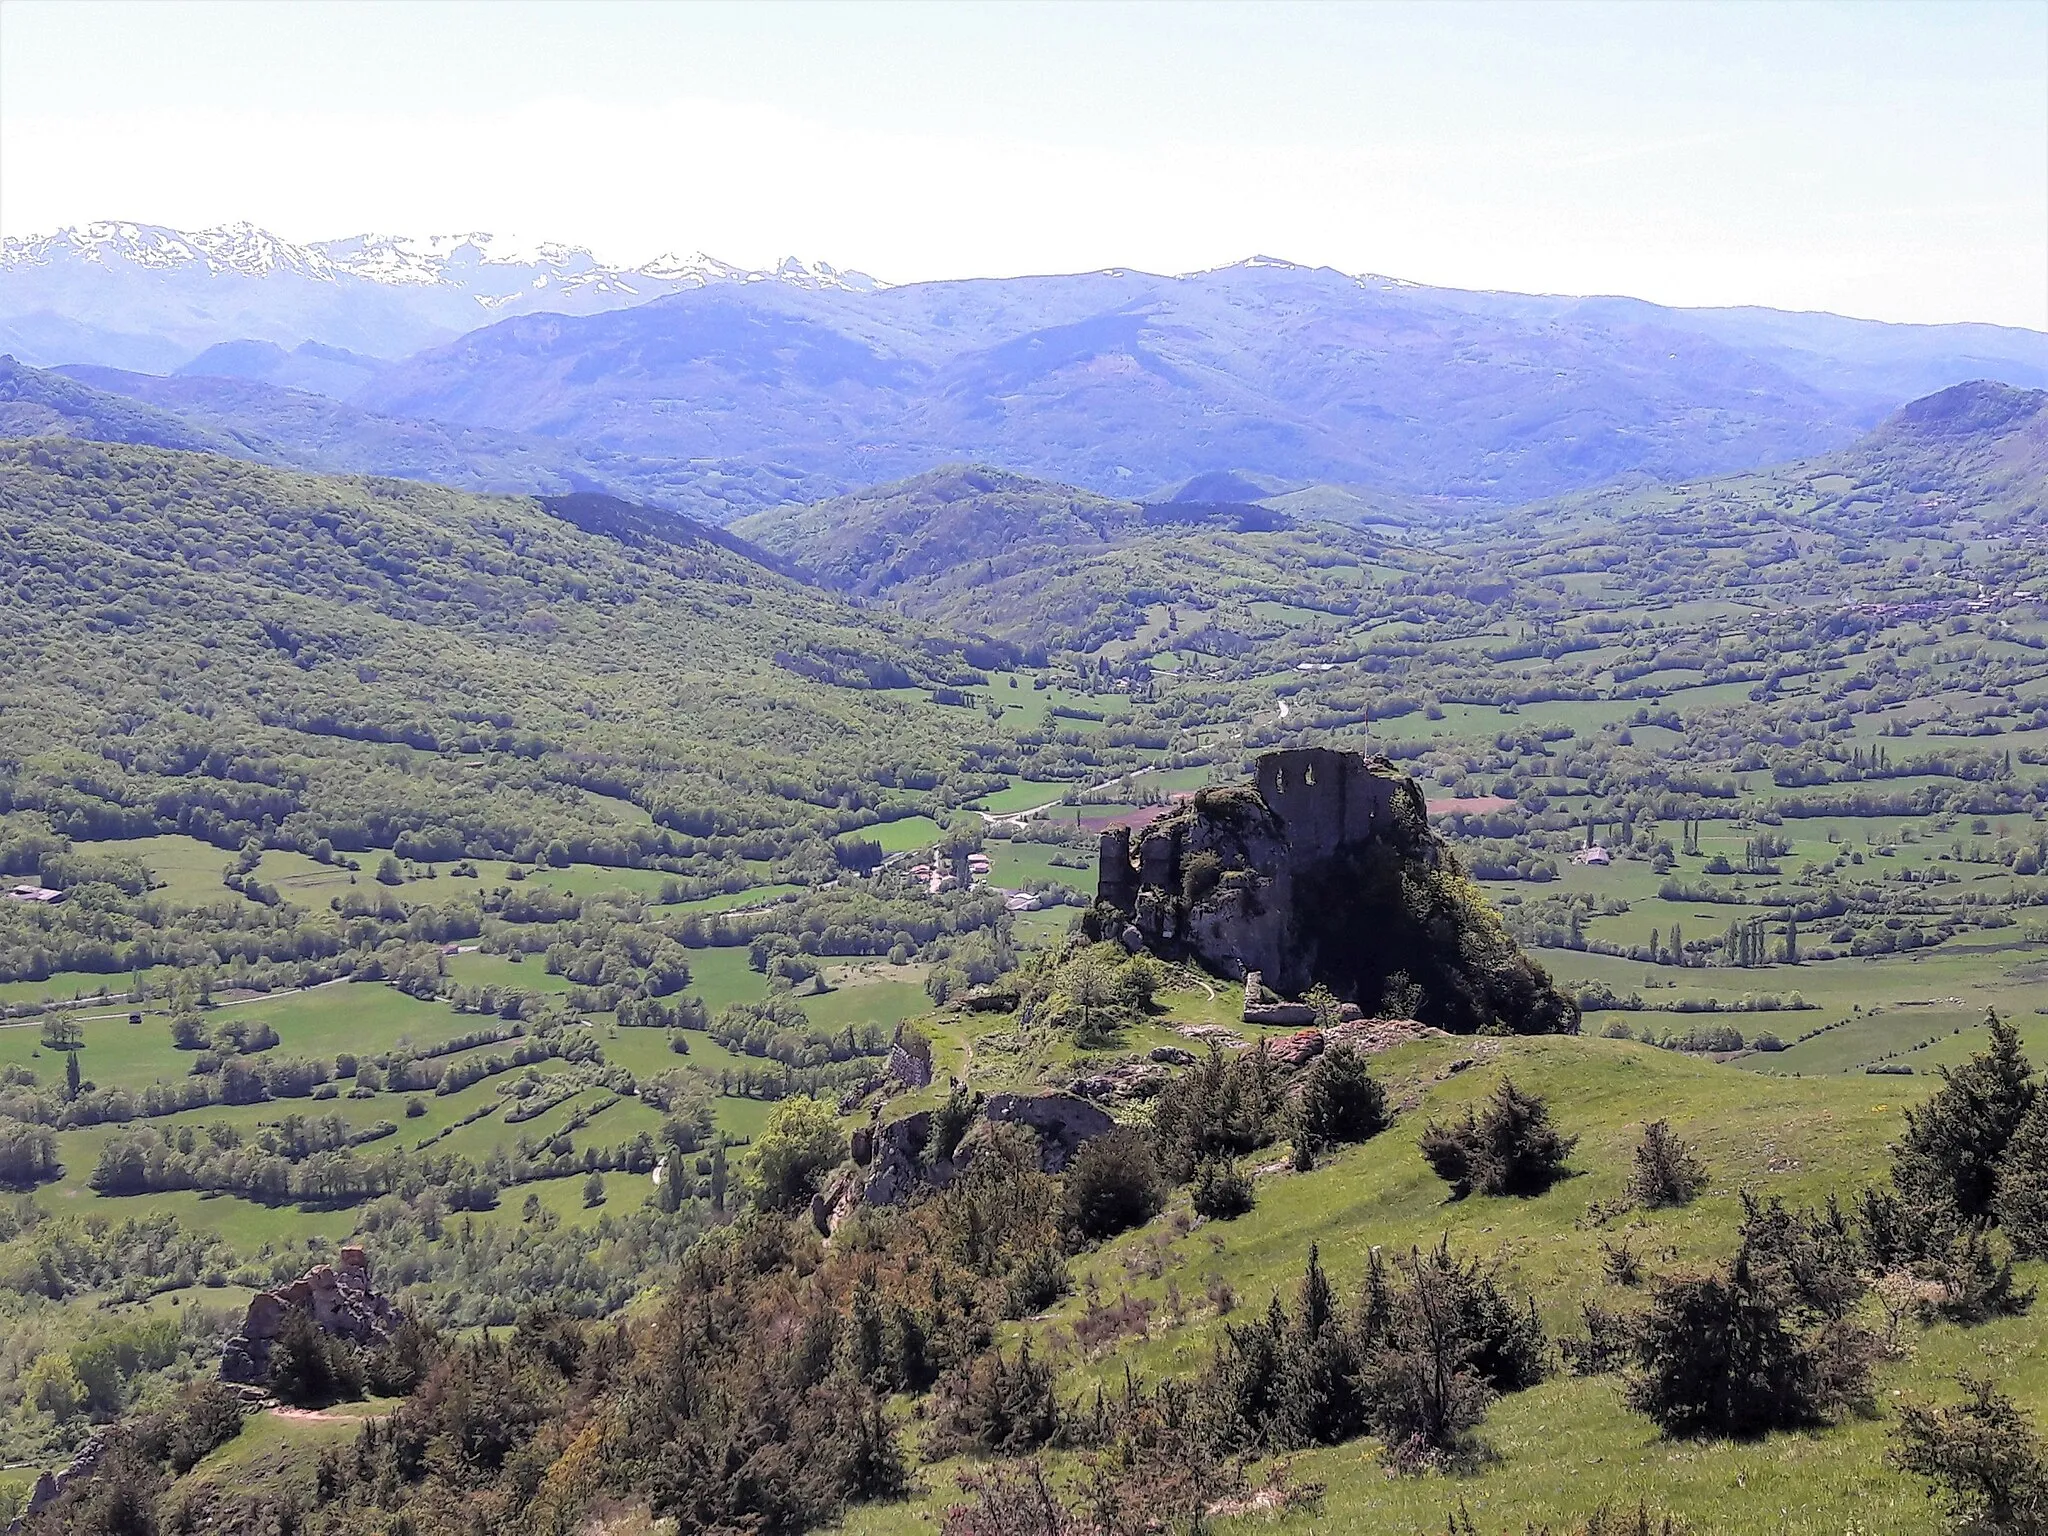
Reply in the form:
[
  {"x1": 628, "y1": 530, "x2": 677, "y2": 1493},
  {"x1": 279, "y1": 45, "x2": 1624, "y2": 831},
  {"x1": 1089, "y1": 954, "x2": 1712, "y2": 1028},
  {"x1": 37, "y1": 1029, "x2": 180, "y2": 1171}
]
[{"x1": 1096, "y1": 748, "x2": 1576, "y2": 1036}]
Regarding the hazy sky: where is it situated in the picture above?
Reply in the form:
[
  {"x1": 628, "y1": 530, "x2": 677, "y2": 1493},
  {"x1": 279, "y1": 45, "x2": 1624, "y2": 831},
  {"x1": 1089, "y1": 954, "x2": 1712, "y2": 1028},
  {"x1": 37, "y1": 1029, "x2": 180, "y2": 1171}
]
[{"x1": 3, "y1": 0, "x2": 2044, "y2": 328}]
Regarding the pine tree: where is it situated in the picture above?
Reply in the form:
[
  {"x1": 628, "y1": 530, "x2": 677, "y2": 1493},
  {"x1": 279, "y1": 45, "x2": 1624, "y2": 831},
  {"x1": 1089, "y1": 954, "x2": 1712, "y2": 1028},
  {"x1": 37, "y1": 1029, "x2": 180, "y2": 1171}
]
[
  {"x1": 1278, "y1": 1244, "x2": 1363, "y2": 1445},
  {"x1": 1995, "y1": 1091, "x2": 2048, "y2": 1256},
  {"x1": 1421, "y1": 1079, "x2": 1577, "y2": 1199},
  {"x1": 1897, "y1": 1011, "x2": 2036, "y2": 1226},
  {"x1": 65, "y1": 1050, "x2": 80, "y2": 1102}
]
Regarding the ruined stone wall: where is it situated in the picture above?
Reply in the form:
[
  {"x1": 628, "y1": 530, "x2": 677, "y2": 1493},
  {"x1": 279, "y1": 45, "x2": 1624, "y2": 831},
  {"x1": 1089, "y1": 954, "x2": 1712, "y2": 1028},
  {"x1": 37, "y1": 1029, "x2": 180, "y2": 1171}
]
[
  {"x1": 1096, "y1": 825, "x2": 1138, "y2": 911},
  {"x1": 1253, "y1": 747, "x2": 1403, "y2": 853}
]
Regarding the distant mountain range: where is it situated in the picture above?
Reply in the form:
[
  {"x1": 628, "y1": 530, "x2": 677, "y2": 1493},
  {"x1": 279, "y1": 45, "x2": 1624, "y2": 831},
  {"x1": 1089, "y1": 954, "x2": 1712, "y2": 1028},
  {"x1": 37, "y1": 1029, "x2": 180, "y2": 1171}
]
[
  {"x1": 731, "y1": 380, "x2": 2048, "y2": 651},
  {"x1": 0, "y1": 221, "x2": 877, "y2": 373},
  {"x1": 0, "y1": 357, "x2": 834, "y2": 523},
  {"x1": 3, "y1": 222, "x2": 2045, "y2": 511}
]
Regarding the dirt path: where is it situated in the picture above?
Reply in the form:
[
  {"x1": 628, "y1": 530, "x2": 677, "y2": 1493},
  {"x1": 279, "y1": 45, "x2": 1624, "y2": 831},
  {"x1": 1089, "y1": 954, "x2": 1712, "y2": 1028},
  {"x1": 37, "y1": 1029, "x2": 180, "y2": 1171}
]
[{"x1": 267, "y1": 1405, "x2": 389, "y2": 1425}]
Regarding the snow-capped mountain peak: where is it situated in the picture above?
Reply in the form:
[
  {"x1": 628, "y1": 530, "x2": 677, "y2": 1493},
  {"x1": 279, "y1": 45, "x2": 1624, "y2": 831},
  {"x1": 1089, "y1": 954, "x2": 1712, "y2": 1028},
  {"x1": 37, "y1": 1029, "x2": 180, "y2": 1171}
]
[
  {"x1": 640, "y1": 251, "x2": 749, "y2": 285},
  {"x1": 763, "y1": 256, "x2": 882, "y2": 293},
  {"x1": 0, "y1": 221, "x2": 889, "y2": 367},
  {"x1": 0, "y1": 221, "x2": 883, "y2": 296}
]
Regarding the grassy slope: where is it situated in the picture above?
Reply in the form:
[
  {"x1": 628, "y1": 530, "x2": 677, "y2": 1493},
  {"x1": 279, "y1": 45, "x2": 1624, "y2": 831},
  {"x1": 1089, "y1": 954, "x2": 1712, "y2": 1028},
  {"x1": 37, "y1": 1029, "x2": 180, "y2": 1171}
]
[{"x1": 832, "y1": 1031, "x2": 2048, "y2": 1536}]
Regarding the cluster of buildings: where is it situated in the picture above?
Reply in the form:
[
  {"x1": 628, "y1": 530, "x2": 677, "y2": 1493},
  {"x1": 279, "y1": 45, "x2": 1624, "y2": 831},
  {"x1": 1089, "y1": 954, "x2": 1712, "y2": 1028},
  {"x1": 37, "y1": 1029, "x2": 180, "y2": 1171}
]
[
  {"x1": 906, "y1": 851, "x2": 994, "y2": 894},
  {"x1": 903, "y1": 849, "x2": 1042, "y2": 912}
]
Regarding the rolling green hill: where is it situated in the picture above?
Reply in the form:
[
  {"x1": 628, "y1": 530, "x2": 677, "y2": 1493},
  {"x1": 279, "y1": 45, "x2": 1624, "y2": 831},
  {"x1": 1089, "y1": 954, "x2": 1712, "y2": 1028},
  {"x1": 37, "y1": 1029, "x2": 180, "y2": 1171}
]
[
  {"x1": 734, "y1": 463, "x2": 1396, "y2": 653},
  {"x1": 49, "y1": 359, "x2": 842, "y2": 521},
  {"x1": 0, "y1": 437, "x2": 1022, "y2": 864},
  {"x1": 734, "y1": 464, "x2": 1142, "y2": 598},
  {"x1": 0, "y1": 355, "x2": 241, "y2": 456}
]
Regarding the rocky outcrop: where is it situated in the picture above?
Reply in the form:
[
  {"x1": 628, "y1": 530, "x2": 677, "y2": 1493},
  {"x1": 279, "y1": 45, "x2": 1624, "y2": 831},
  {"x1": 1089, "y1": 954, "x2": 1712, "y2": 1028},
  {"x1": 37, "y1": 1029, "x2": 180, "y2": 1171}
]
[
  {"x1": 1265, "y1": 1029, "x2": 1327, "y2": 1068},
  {"x1": 1095, "y1": 748, "x2": 1577, "y2": 1036},
  {"x1": 1071, "y1": 1062, "x2": 1171, "y2": 1102},
  {"x1": 858, "y1": 1108, "x2": 941, "y2": 1207},
  {"x1": 9, "y1": 1429, "x2": 110, "y2": 1533},
  {"x1": 219, "y1": 1245, "x2": 394, "y2": 1386},
  {"x1": 810, "y1": 1164, "x2": 867, "y2": 1235},
  {"x1": 856, "y1": 1090, "x2": 1117, "y2": 1208},
  {"x1": 983, "y1": 1092, "x2": 1114, "y2": 1170},
  {"x1": 1324, "y1": 1016, "x2": 1440, "y2": 1053}
]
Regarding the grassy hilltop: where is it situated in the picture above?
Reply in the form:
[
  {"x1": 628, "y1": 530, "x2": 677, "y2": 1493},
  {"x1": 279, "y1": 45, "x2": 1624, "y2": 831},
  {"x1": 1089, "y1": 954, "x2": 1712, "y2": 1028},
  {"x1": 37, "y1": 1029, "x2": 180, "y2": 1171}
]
[{"x1": 834, "y1": 1031, "x2": 1996, "y2": 1536}]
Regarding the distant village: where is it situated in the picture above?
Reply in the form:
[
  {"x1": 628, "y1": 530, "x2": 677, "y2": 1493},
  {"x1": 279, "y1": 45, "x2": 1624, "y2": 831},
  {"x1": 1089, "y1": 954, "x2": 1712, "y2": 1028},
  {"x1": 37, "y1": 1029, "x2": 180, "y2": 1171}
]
[{"x1": 905, "y1": 849, "x2": 1044, "y2": 912}]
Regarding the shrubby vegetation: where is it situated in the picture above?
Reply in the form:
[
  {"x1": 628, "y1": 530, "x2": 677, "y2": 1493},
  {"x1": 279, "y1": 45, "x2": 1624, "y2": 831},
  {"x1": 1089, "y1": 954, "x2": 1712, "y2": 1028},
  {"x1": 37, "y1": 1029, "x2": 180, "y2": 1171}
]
[
  {"x1": 1420, "y1": 1079, "x2": 1578, "y2": 1199},
  {"x1": 1628, "y1": 1194, "x2": 1877, "y2": 1438},
  {"x1": 1014, "y1": 943, "x2": 1162, "y2": 1047}
]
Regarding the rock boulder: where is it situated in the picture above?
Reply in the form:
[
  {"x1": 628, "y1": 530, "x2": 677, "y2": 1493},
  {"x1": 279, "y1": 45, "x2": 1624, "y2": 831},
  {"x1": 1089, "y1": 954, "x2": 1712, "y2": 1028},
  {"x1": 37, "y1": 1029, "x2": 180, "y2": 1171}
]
[{"x1": 858, "y1": 1090, "x2": 1117, "y2": 1206}]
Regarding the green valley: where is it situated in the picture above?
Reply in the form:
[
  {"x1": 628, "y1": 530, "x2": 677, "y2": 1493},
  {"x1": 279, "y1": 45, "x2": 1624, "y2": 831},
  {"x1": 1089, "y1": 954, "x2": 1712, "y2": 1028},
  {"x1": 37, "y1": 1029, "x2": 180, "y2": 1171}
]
[{"x1": 1, "y1": 380, "x2": 2046, "y2": 1536}]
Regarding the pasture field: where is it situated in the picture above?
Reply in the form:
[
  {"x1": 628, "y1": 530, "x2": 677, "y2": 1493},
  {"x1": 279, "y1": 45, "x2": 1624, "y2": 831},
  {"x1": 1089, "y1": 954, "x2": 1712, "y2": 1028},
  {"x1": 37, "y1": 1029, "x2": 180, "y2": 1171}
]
[
  {"x1": 981, "y1": 840, "x2": 1092, "y2": 890},
  {"x1": 969, "y1": 779, "x2": 1079, "y2": 814},
  {"x1": 0, "y1": 969, "x2": 170, "y2": 1009},
  {"x1": 73, "y1": 834, "x2": 238, "y2": 908},
  {"x1": 667, "y1": 881, "x2": 804, "y2": 914},
  {"x1": 871, "y1": 816, "x2": 945, "y2": 854}
]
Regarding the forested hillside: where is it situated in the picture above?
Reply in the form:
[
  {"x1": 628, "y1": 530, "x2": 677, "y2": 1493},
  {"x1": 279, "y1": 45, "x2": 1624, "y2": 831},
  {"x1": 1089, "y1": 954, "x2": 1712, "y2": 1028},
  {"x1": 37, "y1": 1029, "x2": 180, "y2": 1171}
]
[
  {"x1": 734, "y1": 465, "x2": 1364, "y2": 653},
  {"x1": 0, "y1": 357, "x2": 834, "y2": 523},
  {"x1": 0, "y1": 438, "x2": 1017, "y2": 863},
  {"x1": 0, "y1": 359, "x2": 239, "y2": 456}
]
